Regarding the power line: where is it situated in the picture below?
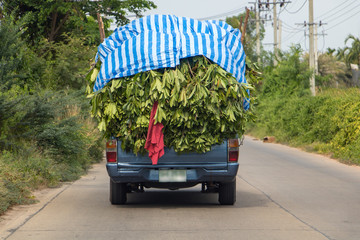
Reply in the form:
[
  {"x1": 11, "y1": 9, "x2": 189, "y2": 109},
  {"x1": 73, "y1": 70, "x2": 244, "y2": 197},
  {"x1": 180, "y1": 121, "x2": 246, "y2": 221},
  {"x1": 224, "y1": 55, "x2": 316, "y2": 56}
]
[
  {"x1": 278, "y1": 3, "x2": 288, "y2": 16},
  {"x1": 319, "y1": 0, "x2": 358, "y2": 21},
  {"x1": 281, "y1": 24, "x2": 294, "y2": 30},
  {"x1": 325, "y1": 8, "x2": 360, "y2": 31},
  {"x1": 281, "y1": 21, "x2": 304, "y2": 32},
  {"x1": 281, "y1": 25, "x2": 300, "y2": 32},
  {"x1": 285, "y1": 32, "x2": 306, "y2": 49},
  {"x1": 303, "y1": 31, "x2": 308, "y2": 51},
  {"x1": 282, "y1": 21, "x2": 303, "y2": 31},
  {"x1": 321, "y1": 26, "x2": 326, "y2": 52},
  {"x1": 282, "y1": 29, "x2": 303, "y2": 45},
  {"x1": 284, "y1": 0, "x2": 307, "y2": 14},
  {"x1": 315, "y1": 0, "x2": 356, "y2": 20},
  {"x1": 282, "y1": 28, "x2": 303, "y2": 34},
  {"x1": 324, "y1": 2, "x2": 360, "y2": 23},
  {"x1": 281, "y1": 23, "x2": 306, "y2": 46},
  {"x1": 198, "y1": 7, "x2": 246, "y2": 20}
]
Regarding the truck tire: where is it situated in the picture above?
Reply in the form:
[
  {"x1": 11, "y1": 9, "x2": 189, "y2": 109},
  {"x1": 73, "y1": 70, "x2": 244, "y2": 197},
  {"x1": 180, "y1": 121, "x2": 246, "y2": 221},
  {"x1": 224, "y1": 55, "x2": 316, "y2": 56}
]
[
  {"x1": 218, "y1": 180, "x2": 236, "y2": 205},
  {"x1": 110, "y1": 179, "x2": 127, "y2": 204}
]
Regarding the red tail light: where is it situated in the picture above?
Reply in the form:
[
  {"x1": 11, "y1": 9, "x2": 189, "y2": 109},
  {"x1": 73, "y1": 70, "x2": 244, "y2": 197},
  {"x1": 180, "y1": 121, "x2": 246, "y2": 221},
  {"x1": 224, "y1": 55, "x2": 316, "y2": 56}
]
[
  {"x1": 228, "y1": 139, "x2": 239, "y2": 162},
  {"x1": 106, "y1": 140, "x2": 117, "y2": 163},
  {"x1": 228, "y1": 151, "x2": 239, "y2": 162}
]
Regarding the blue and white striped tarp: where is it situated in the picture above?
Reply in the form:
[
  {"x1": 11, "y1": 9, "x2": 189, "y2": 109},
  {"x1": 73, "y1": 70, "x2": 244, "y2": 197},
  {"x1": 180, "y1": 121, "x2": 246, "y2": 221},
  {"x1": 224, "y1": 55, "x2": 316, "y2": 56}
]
[{"x1": 94, "y1": 14, "x2": 249, "y2": 109}]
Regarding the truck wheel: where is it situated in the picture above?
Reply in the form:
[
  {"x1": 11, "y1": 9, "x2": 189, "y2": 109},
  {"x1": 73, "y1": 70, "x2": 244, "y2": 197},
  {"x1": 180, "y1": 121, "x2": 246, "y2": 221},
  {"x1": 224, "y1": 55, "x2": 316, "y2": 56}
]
[
  {"x1": 110, "y1": 179, "x2": 127, "y2": 204},
  {"x1": 218, "y1": 180, "x2": 236, "y2": 205}
]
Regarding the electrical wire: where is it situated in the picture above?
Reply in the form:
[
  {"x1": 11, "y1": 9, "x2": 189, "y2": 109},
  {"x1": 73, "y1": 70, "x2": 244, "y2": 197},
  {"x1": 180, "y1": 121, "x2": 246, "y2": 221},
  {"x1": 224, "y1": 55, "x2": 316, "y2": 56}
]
[
  {"x1": 281, "y1": 24, "x2": 294, "y2": 30},
  {"x1": 325, "y1": 8, "x2": 360, "y2": 31},
  {"x1": 282, "y1": 30, "x2": 303, "y2": 45},
  {"x1": 282, "y1": 0, "x2": 300, "y2": 13},
  {"x1": 282, "y1": 24, "x2": 304, "y2": 39},
  {"x1": 282, "y1": 28, "x2": 303, "y2": 34},
  {"x1": 286, "y1": 33, "x2": 306, "y2": 49},
  {"x1": 323, "y1": 2, "x2": 360, "y2": 23},
  {"x1": 284, "y1": 0, "x2": 307, "y2": 14},
  {"x1": 315, "y1": 0, "x2": 356, "y2": 20},
  {"x1": 282, "y1": 21, "x2": 303, "y2": 31},
  {"x1": 321, "y1": 30, "x2": 326, "y2": 52},
  {"x1": 281, "y1": 23, "x2": 302, "y2": 31},
  {"x1": 198, "y1": 7, "x2": 245, "y2": 20},
  {"x1": 278, "y1": 3, "x2": 288, "y2": 16},
  {"x1": 282, "y1": 26, "x2": 300, "y2": 32},
  {"x1": 281, "y1": 21, "x2": 304, "y2": 32}
]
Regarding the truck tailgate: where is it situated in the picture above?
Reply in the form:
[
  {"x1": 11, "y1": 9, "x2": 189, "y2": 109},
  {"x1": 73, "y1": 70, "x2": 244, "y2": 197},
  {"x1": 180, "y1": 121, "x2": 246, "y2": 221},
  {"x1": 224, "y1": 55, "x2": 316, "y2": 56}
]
[{"x1": 116, "y1": 141, "x2": 228, "y2": 168}]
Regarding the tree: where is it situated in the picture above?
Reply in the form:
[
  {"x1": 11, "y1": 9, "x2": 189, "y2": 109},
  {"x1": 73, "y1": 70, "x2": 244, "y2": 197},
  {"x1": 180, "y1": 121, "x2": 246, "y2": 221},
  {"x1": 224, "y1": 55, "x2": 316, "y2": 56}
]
[
  {"x1": 326, "y1": 47, "x2": 336, "y2": 56},
  {"x1": 83, "y1": 0, "x2": 157, "y2": 26},
  {"x1": 0, "y1": 14, "x2": 34, "y2": 90},
  {"x1": 335, "y1": 47, "x2": 346, "y2": 62},
  {"x1": 344, "y1": 34, "x2": 360, "y2": 68},
  {"x1": 261, "y1": 45, "x2": 311, "y2": 97},
  {"x1": 317, "y1": 53, "x2": 352, "y2": 88},
  {"x1": 226, "y1": 11, "x2": 265, "y2": 64},
  {"x1": 0, "y1": 0, "x2": 156, "y2": 45}
]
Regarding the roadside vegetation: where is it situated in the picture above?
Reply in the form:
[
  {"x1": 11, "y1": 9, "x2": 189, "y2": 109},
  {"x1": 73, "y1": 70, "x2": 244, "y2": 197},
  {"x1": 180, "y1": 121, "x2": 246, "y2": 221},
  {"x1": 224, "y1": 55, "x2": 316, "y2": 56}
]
[
  {"x1": 246, "y1": 41, "x2": 360, "y2": 166},
  {"x1": 0, "y1": 0, "x2": 156, "y2": 214}
]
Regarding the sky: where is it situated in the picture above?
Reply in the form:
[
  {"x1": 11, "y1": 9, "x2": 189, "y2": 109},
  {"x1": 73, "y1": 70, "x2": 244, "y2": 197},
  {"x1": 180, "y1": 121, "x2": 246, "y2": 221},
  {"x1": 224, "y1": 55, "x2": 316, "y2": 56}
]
[{"x1": 133, "y1": 0, "x2": 360, "y2": 54}]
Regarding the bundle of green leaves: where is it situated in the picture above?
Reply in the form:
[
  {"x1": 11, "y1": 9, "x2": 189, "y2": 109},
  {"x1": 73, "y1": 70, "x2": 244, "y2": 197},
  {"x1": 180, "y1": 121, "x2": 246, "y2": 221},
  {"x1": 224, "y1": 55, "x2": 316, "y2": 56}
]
[{"x1": 86, "y1": 56, "x2": 253, "y2": 154}]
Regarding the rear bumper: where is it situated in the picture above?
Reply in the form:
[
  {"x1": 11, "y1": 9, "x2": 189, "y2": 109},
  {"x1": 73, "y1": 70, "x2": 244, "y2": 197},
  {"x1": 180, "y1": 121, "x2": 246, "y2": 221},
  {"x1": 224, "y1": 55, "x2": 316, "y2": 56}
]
[{"x1": 107, "y1": 163, "x2": 239, "y2": 183}]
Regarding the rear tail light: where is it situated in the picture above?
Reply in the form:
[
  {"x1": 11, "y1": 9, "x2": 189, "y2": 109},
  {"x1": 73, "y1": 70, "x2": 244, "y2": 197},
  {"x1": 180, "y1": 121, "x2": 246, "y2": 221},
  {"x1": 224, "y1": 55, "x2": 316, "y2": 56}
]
[
  {"x1": 228, "y1": 139, "x2": 239, "y2": 162},
  {"x1": 228, "y1": 139, "x2": 240, "y2": 148},
  {"x1": 106, "y1": 139, "x2": 117, "y2": 163}
]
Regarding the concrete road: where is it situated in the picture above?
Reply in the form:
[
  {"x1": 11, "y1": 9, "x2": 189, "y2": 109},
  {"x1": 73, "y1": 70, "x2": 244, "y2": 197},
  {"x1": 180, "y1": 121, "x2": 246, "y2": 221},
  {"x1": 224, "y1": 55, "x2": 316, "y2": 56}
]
[{"x1": 3, "y1": 137, "x2": 360, "y2": 240}]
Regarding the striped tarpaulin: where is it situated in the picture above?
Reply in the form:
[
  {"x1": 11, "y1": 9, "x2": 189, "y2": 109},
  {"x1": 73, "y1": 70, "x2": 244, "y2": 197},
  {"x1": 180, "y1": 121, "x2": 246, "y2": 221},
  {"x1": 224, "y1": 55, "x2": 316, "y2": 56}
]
[{"x1": 94, "y1": 14, "x2": 249, "y2": 109}]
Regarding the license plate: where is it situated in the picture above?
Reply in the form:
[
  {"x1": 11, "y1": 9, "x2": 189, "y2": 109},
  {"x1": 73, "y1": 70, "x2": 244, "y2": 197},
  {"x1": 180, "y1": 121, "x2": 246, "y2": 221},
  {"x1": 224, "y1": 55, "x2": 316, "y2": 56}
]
[{"x1": 159, "y1": 169, "x2": 187, "y2": 182}]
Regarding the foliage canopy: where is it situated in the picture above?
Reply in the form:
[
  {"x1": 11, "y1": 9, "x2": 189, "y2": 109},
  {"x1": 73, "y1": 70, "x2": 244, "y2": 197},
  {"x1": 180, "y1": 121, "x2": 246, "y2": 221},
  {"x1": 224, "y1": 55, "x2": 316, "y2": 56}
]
[{"x1": 0, "y1": 0, "x2": 156, "y2": 44}]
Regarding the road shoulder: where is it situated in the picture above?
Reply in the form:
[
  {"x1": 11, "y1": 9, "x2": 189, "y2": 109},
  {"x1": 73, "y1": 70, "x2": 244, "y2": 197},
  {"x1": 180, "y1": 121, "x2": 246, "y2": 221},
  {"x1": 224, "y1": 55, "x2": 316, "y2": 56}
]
[{"x1": 0, "y1": 181, "x2": 71, "y2": 239}]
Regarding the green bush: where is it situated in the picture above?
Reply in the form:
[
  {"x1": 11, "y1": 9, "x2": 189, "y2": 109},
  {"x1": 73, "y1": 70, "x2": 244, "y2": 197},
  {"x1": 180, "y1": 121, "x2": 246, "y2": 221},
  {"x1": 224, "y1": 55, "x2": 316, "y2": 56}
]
[
  {"x1": 0, "y1": 9, "x2": 103, "y2": 215},
  {"x1": 0, "y1": 149, "x2": 59, "y2": 214},
  {"x1": 261, "y1": 46, "x2": 311, "y2": 98},
  {"x1": 247, "y1": 88, "x2": 360, "y2": 165},
  {"x1": 39, "y1": 36, "x2": 97, "y2": 90},
  {"x1": 0, "y1": 89, "x2": 104, "y2": 214}
]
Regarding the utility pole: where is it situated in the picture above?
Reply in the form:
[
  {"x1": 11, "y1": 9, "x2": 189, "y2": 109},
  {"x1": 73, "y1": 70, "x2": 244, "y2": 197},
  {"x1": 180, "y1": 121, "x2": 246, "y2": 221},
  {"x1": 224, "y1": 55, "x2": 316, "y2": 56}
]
[
  {"x1": 249, "y1": 1, "x2": 290, "y2": 65},
  {"x1": 278, "y1": 19, "x2": 282, "y2": 51},
  {"x1": 273, "y1": 0, "x2": 278, "y2": 66},
  {"x1": 314, "y1": 24, "x2": 318, "y2": 75},
  {"x1": 256, "y1": 4, "x2": 261, "y2": 64},
  {"x1": 297, "y1": 22, "x2": 328, "y2": 87},
  {"x1": 309, "y1": 0, "x2": 315, "y2": 96}
]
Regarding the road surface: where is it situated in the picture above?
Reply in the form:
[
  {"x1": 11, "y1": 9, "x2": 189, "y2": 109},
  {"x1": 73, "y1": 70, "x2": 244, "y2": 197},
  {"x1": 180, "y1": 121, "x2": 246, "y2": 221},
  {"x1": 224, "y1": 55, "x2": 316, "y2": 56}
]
[{"x1": 2, "y1": 137, "x2": 360, "y2": 240}]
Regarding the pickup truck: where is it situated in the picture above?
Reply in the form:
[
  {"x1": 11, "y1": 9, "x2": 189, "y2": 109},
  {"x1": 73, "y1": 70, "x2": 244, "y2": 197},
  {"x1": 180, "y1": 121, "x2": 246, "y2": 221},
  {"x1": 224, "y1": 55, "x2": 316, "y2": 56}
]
[{"x1": 105, "y1": 138, "x2": 241, "y2": 205}]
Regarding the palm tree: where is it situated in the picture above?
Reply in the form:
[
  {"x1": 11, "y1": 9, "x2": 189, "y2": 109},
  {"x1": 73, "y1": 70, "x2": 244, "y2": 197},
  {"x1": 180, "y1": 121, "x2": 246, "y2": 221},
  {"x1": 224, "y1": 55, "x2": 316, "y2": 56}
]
[
  {"x1": 326, "y1": 47, "x2": 336, "y2": 56},
  {"x1": 344, "y1": 34, "x2": 360, "y2": 68}
]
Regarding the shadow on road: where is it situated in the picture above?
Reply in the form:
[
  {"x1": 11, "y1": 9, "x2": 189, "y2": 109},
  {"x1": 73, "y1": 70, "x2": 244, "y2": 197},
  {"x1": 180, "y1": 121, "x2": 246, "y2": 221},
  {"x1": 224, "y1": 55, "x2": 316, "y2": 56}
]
[{"x1": 113, "y1": 188, "x2": 269, "y2": 209}]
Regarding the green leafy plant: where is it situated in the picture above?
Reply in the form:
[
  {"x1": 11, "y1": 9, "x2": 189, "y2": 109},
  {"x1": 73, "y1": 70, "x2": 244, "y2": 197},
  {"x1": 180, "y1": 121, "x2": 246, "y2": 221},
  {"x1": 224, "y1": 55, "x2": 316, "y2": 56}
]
[{"x1": 87, "y1": 56, "x2": 254, "y2": 154}]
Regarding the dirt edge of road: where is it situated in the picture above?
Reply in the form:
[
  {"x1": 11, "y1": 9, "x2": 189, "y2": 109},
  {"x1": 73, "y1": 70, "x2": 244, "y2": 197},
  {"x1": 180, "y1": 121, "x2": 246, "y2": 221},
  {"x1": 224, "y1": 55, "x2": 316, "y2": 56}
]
[{"x1": 0, "y1": 181, "x2": 72, "y2": 240}]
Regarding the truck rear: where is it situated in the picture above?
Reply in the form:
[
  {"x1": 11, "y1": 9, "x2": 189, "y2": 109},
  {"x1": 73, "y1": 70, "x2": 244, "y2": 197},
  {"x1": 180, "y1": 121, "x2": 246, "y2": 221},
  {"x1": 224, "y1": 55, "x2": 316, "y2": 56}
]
[{"x1": 106, "y1": 138, "x2": 241, "y2": 205}]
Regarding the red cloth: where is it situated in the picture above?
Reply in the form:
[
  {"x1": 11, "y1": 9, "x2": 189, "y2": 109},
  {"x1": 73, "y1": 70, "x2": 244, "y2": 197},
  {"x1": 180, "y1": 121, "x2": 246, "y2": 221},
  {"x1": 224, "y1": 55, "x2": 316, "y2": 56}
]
[{"x1": 144, "y1": 101, "x2": 165, "y2": 165}]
